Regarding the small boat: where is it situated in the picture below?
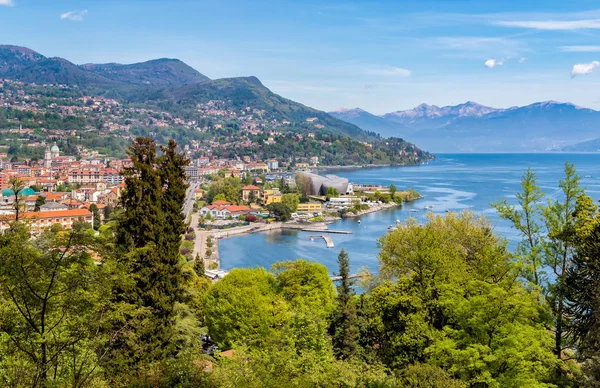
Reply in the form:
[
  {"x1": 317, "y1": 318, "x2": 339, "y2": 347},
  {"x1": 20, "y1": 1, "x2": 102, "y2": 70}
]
[
  {"x1": 409, "y1": 209, "x2": 420, "y2": 213},
  {"x1": 387, "y1": 225, "x2": 394, "y2": 230},
  {"x1": 396, "y1": 219, "x2": 401, "y2": 224},
  {"x1": 310, "y1": 237, "x2": 314, "y2": 241},
  {"x1": 357, "y1": 220, "x2": 361, "y2": 224}
]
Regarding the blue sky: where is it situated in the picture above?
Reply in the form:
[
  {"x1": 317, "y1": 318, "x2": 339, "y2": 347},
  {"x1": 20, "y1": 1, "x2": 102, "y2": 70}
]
[{"x1": 2, "y1": 0, "x2": 600, "y2": 113}]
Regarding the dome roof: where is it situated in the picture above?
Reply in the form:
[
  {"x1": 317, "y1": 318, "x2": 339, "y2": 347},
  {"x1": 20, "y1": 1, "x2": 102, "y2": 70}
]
[{"x1": 50, "y1": 145, "x2": 59, "y2": 153}]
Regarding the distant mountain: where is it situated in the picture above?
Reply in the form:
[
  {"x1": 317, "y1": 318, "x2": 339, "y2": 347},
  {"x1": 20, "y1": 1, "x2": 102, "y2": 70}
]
[
  {"x1": 0, "y1": 45, "x2": 405, "y2": 147},
  {"x1": 0, "y1": 45, "x2": 209, "y2": 91},
  {"x1": 331, "y1": 101, "x2": 600, "y2": 152},
  {"x1": 562, "y1": 138, "x2": 600, "y2": 152},
  {"x1": 329, "y1": 108, "x2": 404, "y2": 138},
  {"x1": 146, "y1": 77, "x2": 379, "y2": 140},
  {"x1": 80, "y1": 58, "x2": 209, "y2": 87}
]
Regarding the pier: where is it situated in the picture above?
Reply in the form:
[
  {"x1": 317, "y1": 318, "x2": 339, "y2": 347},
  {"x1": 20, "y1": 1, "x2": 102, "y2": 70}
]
[
  {"x1": 301, "y1": 229, "x2": 353, "y2": 234},
  {"x1": 330, "y1": 274, "x2": 364, "y2": 281},
  {"x1": 309, "y1": 235, "x2": 335, "y2": 248}
]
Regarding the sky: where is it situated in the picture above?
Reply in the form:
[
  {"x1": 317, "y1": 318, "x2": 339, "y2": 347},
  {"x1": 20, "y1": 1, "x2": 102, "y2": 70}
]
[{"x1": 2, "y1": 0, "x2": 600, "y2": 114}]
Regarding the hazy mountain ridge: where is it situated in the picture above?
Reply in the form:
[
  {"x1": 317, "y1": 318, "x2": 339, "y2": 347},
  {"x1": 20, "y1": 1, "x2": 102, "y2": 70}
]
[
  {"x1": 0, "y1": 45, "x2": 209, "y2": 89},
  {"x1": 330, "y1": 101, "x2": 600, "y2": 152}
]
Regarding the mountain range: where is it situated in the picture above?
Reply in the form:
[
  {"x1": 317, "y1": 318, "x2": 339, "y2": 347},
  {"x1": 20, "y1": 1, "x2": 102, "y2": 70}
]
[
  {"x1": 0, "y1": 45, "x2": 381, "y2": 142},
  {"x1": 330, "y1": 101, "x2": 600, "y2": 152}
]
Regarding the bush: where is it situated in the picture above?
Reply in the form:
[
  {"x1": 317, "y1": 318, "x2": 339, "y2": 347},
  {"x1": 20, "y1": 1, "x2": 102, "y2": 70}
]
[
  {"x1": 180, "y1": 248, "x2": 192, "y2": 256},
  {"x1": 246, "y1": 214, "x2": 258, "y2": 223},
  {"x1": 309, "y1": 216, "x2": 324, "y2": 222},
  {"x1": 184, "y1": 233, "x2": 195, "y2": 241}
]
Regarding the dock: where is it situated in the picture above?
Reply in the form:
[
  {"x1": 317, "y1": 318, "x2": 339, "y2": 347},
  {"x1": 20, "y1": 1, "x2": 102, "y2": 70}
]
[
  {"x1": 309, "y1": 235, "x2": 335, "y2": 248},
  {"x1": 301, "y1": 229, "x2": 353, "y2": 234},
  {"x1": 330, "y1": 274, "x2": 364, "y2": 281}
]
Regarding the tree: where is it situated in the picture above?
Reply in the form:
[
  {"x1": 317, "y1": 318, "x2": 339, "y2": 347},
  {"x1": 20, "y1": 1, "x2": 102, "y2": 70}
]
[
  {"x1": 0, "y1": 223, "x2": 112, "y2": 387},
  {"x1": 103, "y1": 204, "x2": 113, "y2": 221},
  {"x1": 326, "y1": 187, "x2": 340, "y2": 199},
  {"x1": 389, "y1": 183, "x2": 397, "y2": 200},
  {"x1": 565, "y1": 194, "x2": 600, "y2": 379},
  {"x1": 267, "y1": 202, "x2": 291, "y2": 221},
  {"x1": 194, "y1": 253, "x2": 205, "y2": 277},
  {"x1": 543, "y1": 162, "x2": 583, "y2": 357},
  {"x1": 282, "y1": 193, "x2": 299, "y2": 212},
  {"x1": 111, "y1": 137, "x2": 188, "y2": 369},
  {"x1": 89, "y1": 203, "x2": 101, "y2": 230},
  {"x1": 330, "y1": 249, "x2": 359, "y2": 359},
  {"x1": 369, "y1": 212, "x2": 556, "y2": 385},
  {"x1": 8, "y1": 177, "x2": 26, "y2": 222},
  {"x1": 295, "y1": 175, "x2": 313, "y2": 198},
  {"x1": 34, "y1": 195, "x2": 45, "y2": 212},
  {"x1": 203, "y1": 268, "x2": 290, "y2": 349},
  {"x1": 493, "y1": 168, "x2": 545, "y2": 286}
]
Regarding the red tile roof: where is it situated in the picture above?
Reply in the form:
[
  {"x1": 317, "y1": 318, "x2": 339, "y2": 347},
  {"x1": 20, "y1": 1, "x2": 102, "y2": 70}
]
[{"x1": 242, "y1": 185, "x2": 260, "y2": 190}]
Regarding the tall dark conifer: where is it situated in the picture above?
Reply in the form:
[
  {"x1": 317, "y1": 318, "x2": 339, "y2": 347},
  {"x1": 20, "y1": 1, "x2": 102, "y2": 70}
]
[
  {"x1": 111, "y1": 137, "x2": 189, "y2": 367},
  {"x1": 330, "y1": 249, "x2": 359, "y2": 359}
]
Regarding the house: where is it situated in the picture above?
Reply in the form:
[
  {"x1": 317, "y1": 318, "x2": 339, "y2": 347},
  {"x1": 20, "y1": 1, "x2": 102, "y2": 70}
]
[
  {"x1": 0, "y1": 209, "x2": 93, "y2": 233},
  {"x1": 39, "y1": 201, "x2": 69, "y2": 212},
  {"x1": 262, "y1": 188, "x2": 282, "y2": 206},
  {"x1": 194, "y1": 189, "x2": 205, "y2": 200},
  {"x1": 297, "y1": 202, "x2": 322, "y2": 213},
  {"x1": 241, "y1": 185, "x2": 261, "y2": 203},
  {"x1": 267, "y1": 160, "x2": 279, "y2": 170},
  {"x1": 199, "y1": 203, "x2": 251, "y2": 219}
]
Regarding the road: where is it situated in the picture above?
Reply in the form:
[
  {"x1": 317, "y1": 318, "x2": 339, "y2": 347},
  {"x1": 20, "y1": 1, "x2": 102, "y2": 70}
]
[{"x1": 183, "y1": 180, "x2": 197, "y2": 222}]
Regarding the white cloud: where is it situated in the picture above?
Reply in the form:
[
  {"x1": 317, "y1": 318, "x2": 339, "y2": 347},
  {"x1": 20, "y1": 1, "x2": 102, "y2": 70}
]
[
  {"x1": 60, "y1": 10, "x2": 88, "y2": 21},
  {"x1": 484, "y1": 59, "x2": 504, "y2": 68},
  {"x1": 561, "y1": 46, "x2": 600, "y2": 52},
  {"x1": 366, "y1": 66, "x2": 412, "y2": 77},
  {"x1": 0, "y1": 0, "x2": 14, "y2": 6},
  {"x1": 518, "y1": 57, "x2": 527, "y2": 63},
  {"x1": 494, "y1": 19, "x2": 600, "y2": 30},
  {"x1": 571, "y1": 61, "x2": 600, "y2": 77}
]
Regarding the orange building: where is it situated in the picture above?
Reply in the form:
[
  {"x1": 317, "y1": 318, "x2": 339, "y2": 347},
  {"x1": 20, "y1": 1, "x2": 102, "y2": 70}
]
[{"x1": 0, "y1": 209, "x2": 93, "y2": 233}]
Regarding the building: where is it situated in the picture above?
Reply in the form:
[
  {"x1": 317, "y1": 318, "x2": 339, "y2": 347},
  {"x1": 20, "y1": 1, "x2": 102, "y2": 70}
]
[
  {"x1": 296, "y1": 172, "x2": 349, "y2": 196},
  {"x1": 194, "y1": 189, "x2": 205, "y2": 200},
  {"x1": 199, "y1": 203, "x2": 251, "y2": 219},
  {"x1": 0, "y1": 209, "x2": 93, "y2": 233},
  {"x1": 267, "y1": 160, "x2": 279, "y2": 170},
  {"x1": 262, "y1": 188, "x2": 282, "y2": 206},
  {"x1": 241, "y1": 185, "x2": 261, "y2": 203},
  {"x1": 297, "y1": 202, "x2": 322, "y2": 213}
]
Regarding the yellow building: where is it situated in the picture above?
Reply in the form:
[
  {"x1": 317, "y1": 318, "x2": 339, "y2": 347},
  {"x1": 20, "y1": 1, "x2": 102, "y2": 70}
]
[
  {"x1": 297, "y1": 202, "x2": 322, "y2": 213},
  {"x1": 262, "y1": 188, "x2": 282, "y2": 206},
  {"x1": 241, "y1": 185, "x2": 261, "y2": 202}
]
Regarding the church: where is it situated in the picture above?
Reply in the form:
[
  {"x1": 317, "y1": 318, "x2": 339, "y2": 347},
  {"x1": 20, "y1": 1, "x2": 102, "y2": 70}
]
[{"x1": 43, "y1": 143, "x2": 60, "y2": 168}]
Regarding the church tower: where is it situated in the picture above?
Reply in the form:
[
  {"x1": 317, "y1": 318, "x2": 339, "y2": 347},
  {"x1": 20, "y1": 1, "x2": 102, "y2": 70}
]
[{"x1": 44, "y1": 146, "x2": 52, "y2": 169}]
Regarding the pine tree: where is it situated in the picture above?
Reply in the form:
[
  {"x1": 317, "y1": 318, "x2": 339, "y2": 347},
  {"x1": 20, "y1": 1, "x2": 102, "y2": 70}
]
[
  {"x1": 330, "y1": 249, "x2": 359, "y2": 359},
  {"x1": 194, "y1": 253, "x2": 205, "y2": 277}
]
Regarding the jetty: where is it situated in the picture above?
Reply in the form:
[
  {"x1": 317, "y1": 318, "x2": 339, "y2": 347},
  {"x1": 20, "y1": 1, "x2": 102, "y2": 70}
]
[
  {"x1": 310, "y1": 235, "x2": 335, "y2": 248},
  {"x1": 302, "y1": 229, "x2": 352, "y2": 234},
  {"x1": 330, "y1": 274, "x2": 364, "y2": 281}
]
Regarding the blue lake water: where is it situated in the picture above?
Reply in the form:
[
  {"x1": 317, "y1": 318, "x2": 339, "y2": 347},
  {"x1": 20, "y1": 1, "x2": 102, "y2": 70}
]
[{"x1": 219, "y1": 154, "x2": 600, "y2": 275}]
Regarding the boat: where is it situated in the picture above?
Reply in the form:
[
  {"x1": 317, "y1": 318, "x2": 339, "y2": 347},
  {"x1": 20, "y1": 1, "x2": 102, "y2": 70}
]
[
  {"x1": 310, "y1": 237, "x2": 314, "y2": 241},
  {"x1": 396, "y1": 219, "x2": 401, "y2": 224},
  {"x1": 424, "y1": 205, "x2": 434, "y2": 210},
  {"x1": 357, "y1": 220, "x2": 361, "y2": 224},
  {"x1": 409, "y1": 209, "x2": 420, "y2": 213},
  {"x1": 387, "y1": 225, "x2": 394, "y2": 231}
]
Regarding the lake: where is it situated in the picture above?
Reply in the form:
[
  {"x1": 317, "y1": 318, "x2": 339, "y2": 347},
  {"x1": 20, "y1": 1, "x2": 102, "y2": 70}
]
[{"x1": 219, "y1": 154, "x2": 600, "y2": 275}]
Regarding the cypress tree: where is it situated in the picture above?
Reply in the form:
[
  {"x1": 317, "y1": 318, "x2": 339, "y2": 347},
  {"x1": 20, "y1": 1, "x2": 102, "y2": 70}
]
[
  {"x1": 330, "y1": 249, "x2": 359, "y2": 359},
  {"x1": 111, "y1": 137, "x2": 189, "y2": 366}
]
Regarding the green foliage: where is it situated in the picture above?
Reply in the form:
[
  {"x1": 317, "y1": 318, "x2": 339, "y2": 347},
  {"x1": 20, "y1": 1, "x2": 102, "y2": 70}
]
[
  {"x1": 326, "y1": 187, "x2": 340, "y2": 199},
  {"x1": 203, "y1": 268, "x2": 289, "y2": 349},
  {"x1": 89, "y1": 203, "x2": 101, "y2": 230},
  {"x1": 368, "y1": 212, "x2": 556, "y2": 386},
  {"x1": 33, "y1": 195, "x2": 45, "y2": 212},
  {"x1": 282, "y1": 193, "x2": 299, "y2": 212},
  {"x1": 0, "y1": 223, "x2": 112, "y2": 387},
  {"x1": 267, "y1": 202, "x2": 291, "y2": 221},
  {"x1": 330, "y1": 249, "x2": 359, "y2": 360},
  {"x1": 493, "y1": 168, "x2": 545, "y2": 285},
  {"x1": 110, "y1": 137, "x2": 189, "y2": 370}
]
